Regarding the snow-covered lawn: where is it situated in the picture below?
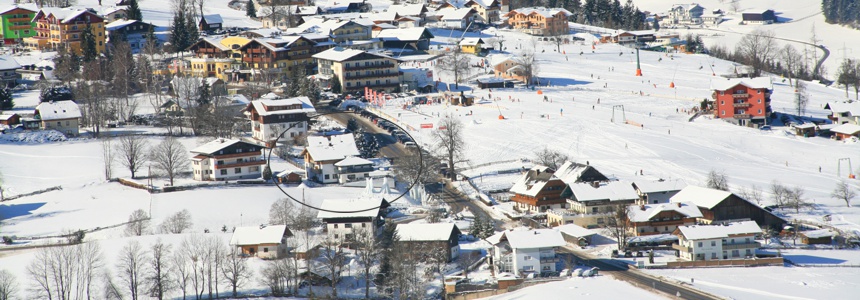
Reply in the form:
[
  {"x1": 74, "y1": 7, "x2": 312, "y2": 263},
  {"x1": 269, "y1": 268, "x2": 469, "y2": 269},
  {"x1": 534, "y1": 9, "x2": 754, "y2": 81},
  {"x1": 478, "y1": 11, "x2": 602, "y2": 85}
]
[
  {"x1": 647, "y1": 266, "x2": 860, "y2": 300},
  {"x1": 481, "y1": 275, "x2": 667, "y2": 300}
]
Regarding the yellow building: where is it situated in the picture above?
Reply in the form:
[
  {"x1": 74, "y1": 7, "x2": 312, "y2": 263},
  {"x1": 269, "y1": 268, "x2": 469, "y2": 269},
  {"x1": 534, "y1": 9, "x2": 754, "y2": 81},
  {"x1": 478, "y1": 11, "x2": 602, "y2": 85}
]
[
  {"x1": 458, "y1": 37, "x2": 485, "y2": 54},
  {"x1": 313, "y1": 47, "x2": 401, "y2": 93},
  {"x1": 24, "y1": 8, "x2": 106, "y2": 54},
  {"x1": 185, "y1": 57, "x2": 237, "y2": 82}
]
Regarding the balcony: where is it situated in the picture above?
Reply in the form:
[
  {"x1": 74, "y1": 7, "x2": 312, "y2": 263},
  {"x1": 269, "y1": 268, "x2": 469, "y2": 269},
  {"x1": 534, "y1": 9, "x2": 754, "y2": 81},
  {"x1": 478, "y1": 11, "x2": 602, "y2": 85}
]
[
  {"x1": 722, "y1": 242, "x2": 760, "y2": 250},
  {"x1": 9, "y1": 17, "x2": 31, "y2": 23},
  {"x1": 672, "y1": 243, "x2": 691, "y2": 253},
  {"x1": 343, "y1": 63, "x2": 396, "y2": 71},
  {"x1": 214, "y1": 160, "x2": 265, "y2": 169},
  {"x1": 733, "y1": 114, "x2": 750, "y2": 119},
  {"x1": 539, "y1": 256, "x2": 559, "y2": 263},
  {"x1": 337, "y1": 166, "x2": 375, "y2": 173},
  {"x1": 345, "y1": 72, "x2": 399, "y2": 80},
  {"x1": 242, "y1": 56, "x2": 274, "y2": 63},
  {"x1": 733, "y1": 102, "x2": 750, "y2": 108},
  {"x1": 732, "y1": 93, "x2": 749, "y2": 98}
]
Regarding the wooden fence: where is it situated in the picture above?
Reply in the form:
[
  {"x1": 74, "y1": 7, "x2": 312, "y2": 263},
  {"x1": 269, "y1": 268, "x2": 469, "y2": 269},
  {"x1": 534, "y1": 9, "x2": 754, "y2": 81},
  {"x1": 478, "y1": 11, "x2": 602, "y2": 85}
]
[{"x1": 666, "y1": 257, "x2": 783, "y2": 268}]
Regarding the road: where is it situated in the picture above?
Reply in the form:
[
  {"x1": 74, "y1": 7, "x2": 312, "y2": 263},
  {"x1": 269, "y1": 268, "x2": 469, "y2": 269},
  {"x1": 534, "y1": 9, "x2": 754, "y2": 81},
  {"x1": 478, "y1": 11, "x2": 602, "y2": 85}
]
[
  {"x1": 557, "y1": 246, "x2": 721, "y2": 300},
  {"x1": 424, "y1": 181, "x2": 509, "y2": 231},
  {"x1": 319, "y1": 108, "x2": 409, "y2": 159}
]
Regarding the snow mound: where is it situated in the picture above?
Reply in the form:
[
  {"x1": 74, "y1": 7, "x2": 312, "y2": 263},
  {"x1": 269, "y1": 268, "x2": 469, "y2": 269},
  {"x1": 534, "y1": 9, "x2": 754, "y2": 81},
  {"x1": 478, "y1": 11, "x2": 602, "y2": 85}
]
[{"x1": 0, "y1": 130, "x2": 68, "y2": 143}]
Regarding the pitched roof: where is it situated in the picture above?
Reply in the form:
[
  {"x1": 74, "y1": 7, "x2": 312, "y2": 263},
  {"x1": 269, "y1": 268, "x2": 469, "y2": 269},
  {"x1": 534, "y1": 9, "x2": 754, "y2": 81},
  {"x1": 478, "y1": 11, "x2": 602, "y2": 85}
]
[
  {"x1": 633, "y1": 179, "x2": 687, "y2": 194},
  {"x1": 202, "y1": 14, "x2": 223, "y2": 24},
  {"x1": 312, "y1": 47, "x2": 366, "y2": 61},
  {"x1": 334, "y1": 156, "x2": 373, "y2": 167},
  {"x1": 0, "y1": 55, "x2": 21, "y2": 70},
  {"x1": 396, "y1": 223, "x2": 460, "y2": 241},
  {"x1": 105, "y1": 19, "x2": 141, "y2": 31},
  {"x1": 248, "y1": 96, "x2": 316, "y2": 116},
  {"x1": 506, "y1": 7, "x2": 572, "y2": 18},
  {"x1": 316, "y1": 198, "x2": 384, "y2": 219},
  {"x1": 677, "y1": 221, "x2": 761, "y2": 240},
  {"x1": 37, "y1": 7, "x2": 92, "y2": 24},
  {"x1": 509, "y1": 165, "x2": 558, "y2": 197},
  {"x1": 465, "y1": 0, "x2": 498, "y2": 8},
  {"x1": 387, "y1": 4, "x2": 428, "y2": 16},
  {"x1": 229, "y1": 225, "x2": 289, "y2": 245},
  {"x1": 831, "y1": 123, "x2": 860, "y2": 135},
  {"x1": 825, "y1": 101, "x2": 860, "y2": 116},
  {"x1": 305, "y1": 134, "x2": 361, "y2": 161},
  {"x1": 556, "y1": 224, "x2": 596, "y2": 238},
  {"x1": 190, "y1": 138, "x2": 258, "y2": 155},
  {"x1": 554, "y1": 161, "x2": 604, "y2": 184},
  {"x1": 376, "y1": 27, "x2": 434, "y2": 41},
  {"x1": 502, "y1": 229, "x2": 565, "y2": 249},
  {"x1": 438, "y1": 7, "x2": 474, "y2": 20},
  {"x1": 568, "y1": 181, "x2": 639, "y2": 202},
  {"x1": 710, "y1": 77, "x2": 772, "y2": 91},
  {"x1": 35, "y1": 101, "x2": 81, "y2": 120},
  {"x1": 670, "y1": 186, "x2": 732, "y2": 209},
  {"x1": 800, "y1": 229, "x2": 837, "y2": 239},
  {"x1": 459, "y1": 37, "x2": 484, "y2": 46},
  {"x1": 627, "y1": 202, "x2": 703, "y2": 223},
  {"x1": 0, "y1": 4, "x2": 37, "y2": 15}
]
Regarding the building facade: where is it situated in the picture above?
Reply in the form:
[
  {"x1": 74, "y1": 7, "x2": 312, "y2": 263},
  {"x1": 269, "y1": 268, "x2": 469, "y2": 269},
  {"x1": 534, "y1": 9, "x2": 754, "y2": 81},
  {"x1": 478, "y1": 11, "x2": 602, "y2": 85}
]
[
  {"x1": 245, "y1": 95, "x2": 315, "y2": 145},
  {"x1": 34, "y1": 100, "x2": 81, "y2": 136},
  {"x1": 303, "y1": 134, "x2": 361, "y2": 183},
  {"x1": 25, "y1": 8, "x2": 106, "y2": 55},
  {"x1": 488, "y1": 229, "x2": 565, "y2": 276},
  {"x1": 627, "y1": 202, "x2": 702, "y2": 236},
  {"x1": 509, "y1": 166, "x2": 568, "y2": 213},
  {"x1": 503, "y1": 7, "x2": 571, "y2": 36},
  {"x1": 396, "y1": 223, "x2": 462, "y2": 261},
  {"x1": 189, "y1": 139, "x2": 265, "y2": 181},
  {"x1": 317, "y1": 199, "x2": 389, "y2": 242},
  {"x1": 0, "y1": 5, "x2": 37, "y2": 45},
  {"x1": 673, "y1": 221, "x2": 761, "y2": 261},
  {"x1": 712, "y1": 77, "x2": 772, "y2": 126},
  {"x1": 313, "y1": 48, "x2": 401, "y2": 93}
]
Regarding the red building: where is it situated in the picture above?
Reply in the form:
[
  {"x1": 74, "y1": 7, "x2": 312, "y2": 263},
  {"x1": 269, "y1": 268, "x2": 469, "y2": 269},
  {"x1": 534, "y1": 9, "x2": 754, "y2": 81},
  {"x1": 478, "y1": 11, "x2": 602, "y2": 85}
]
[{"x1": 711, "y1": 77, "x2": 772, "y2": 126}]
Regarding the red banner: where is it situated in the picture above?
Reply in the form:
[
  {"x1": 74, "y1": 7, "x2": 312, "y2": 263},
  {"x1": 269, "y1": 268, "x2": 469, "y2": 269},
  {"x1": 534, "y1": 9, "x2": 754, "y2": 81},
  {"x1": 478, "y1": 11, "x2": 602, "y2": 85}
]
[
  {"x1": 420, "y1": 123, "x2": 433, "y2": 129},
  {"x1": 438, "y1": 126, "x2": 447, "y2": 130}
]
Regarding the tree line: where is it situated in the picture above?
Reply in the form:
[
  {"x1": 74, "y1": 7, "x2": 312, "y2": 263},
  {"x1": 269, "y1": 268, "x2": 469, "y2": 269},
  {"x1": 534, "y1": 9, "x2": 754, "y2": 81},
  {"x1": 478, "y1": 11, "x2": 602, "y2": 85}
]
[
  {"x1": 513, "y1": 0, "x2": 648, "y2": 30},
  {"x1": 822, "y1": 0, "x2": 860, "y2": 29}
]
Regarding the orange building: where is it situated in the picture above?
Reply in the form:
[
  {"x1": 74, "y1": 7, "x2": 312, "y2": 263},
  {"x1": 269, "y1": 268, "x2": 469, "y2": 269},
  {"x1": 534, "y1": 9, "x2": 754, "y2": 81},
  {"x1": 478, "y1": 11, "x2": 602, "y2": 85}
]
[
  {"x1": 24, "y1": 8, "x2": 106, "y2": 55},
  {"x1": 503, "y1": 7, "x2": 571, "y2": 36},
  {"x1": 711, "y1": 77, "x2": 772, "y2": 126}
]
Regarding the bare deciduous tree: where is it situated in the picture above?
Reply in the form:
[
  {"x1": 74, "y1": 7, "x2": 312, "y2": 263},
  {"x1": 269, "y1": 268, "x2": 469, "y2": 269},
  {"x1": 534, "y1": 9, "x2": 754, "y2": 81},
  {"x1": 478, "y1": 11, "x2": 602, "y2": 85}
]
[
  {"x1": 116, "y1": 135, "x2": 148, "y2": 179},
  {"x1": 160, "y1": 209, "x2": 193, "y2": 234},
  {"x1": 780, "y1": 45, "x2": 803, "y2": 87},
  {"x1": 771, "y1": 180, "x2": 790, "y2": 207},
  {"x1": 393, "y1": 149, "x2": 439, "y2": 185},
  {"x1": 436, "y1": 48, "x2": 472, "y2": 89},
  {"x1": 455, "y1": 250, "x2": 480, "y2": 280},
  {"x1": 604, "y1": 205, "x2": 632, "y2": 250},
  {"x1": 706, "y1": 170, "x2": 730, "y2": 191},
  {"x1": 170, "y1": 245, "x2": 191, "y2": 300},
  {"x1": 125, "y1": 209, "x2": 150, "y2": 236},
  {"x1": 795, "y1": 81, "x2": 809, "y2": 116},
  {"x1": 27, "y1": 243, "x2": 103, "y2": 300},
  {"x1": 221, "y1": 247, "x2": 251, "y2": 297},
  {"x1": 738, "y1": 185, "x2": 764, "y2": 206},
  {"x1": 350, "y1": 229, "x2": 379, "y2": 299},
  {"x1": 785, "y1": 186, "x2": 809, "y2": 213},
  {"x1": 260, "y1": 258, "x2": 292, "y2": 297},
  {"x1": 533, "y1": 147, "x2": 570, "y2": 170},
  {"x1": 318, "y1": 240, "x2": 347, "y2": 298},
  {"x1": 0, "y1": 269, "x2": 18, "y2": 300},
  {"x1": 147, "y1": 239, "x2": 172, "y2": 300},
  {"x1": 831, "y1": 180, "x2": 857, "y2": 207},
  {"x1": 117, "y1": 240, "x2": 148, "y2": 300},
  {"x1": 735, "y1": 30, "x2": 777, "y2": 77},
  {"x1": 150, "y1": 136, "x2": 190, "y2": 186},
  {"x1": 516, "y1": 50, "x2": 540, "y2": 86},
  {"x1": 101, "y1": 138, "x2": 114, "y2": 180},
  {"x1": 432, "y1": 114, "x2": 465, "y2": 180}
]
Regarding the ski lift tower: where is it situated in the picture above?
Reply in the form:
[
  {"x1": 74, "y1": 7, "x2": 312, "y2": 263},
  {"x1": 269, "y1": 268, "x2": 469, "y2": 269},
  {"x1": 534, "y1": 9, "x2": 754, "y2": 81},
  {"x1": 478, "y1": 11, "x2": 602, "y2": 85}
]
[
  {"x1": 838, "y1": 158, "x2": 855, "y2": 179},
  {"x1": 611, "y1": 105, "x2": 626, "y2": 123},
  {"x1": 635, "y1": 44, "x2": 643, "y2": 76}
]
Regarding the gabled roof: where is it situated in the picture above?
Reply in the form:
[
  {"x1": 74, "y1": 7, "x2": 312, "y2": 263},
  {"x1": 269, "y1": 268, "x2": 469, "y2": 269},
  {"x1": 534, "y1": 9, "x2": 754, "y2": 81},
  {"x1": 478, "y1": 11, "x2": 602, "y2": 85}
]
[
  {"x1": 505, "y1": 7, "x2": 572, "y2": 18},
  {"x1": 230, "y1": 225, "x2": 290, "y2": 246},
  {"x1": 376, "y1": 27, "x2": 435, "y2": 41},
  {"x1": 0, "y1": 55, "x2": 21, "y2": 71},
  {"x1": 0, "y1": 4, "x2": 37, "y2": 15},
  {"x1": 800, "y1": 229, "x2": 837, "y2": 239},
  {"x1": 568, "y1": 181, "x2": 639, "y2": 202},
  {"x1": 437, "y1": 7, "x2": 475, "y2": 20},
  {"x1": 633, "y1": 179, "x2": 687, "y2": 194},
  {"x1": 305, "y1": 134, "x2": 360, "y2": 162},
  {"x1": 627, "y1": 202, "x2": 703, "y2": 223},
  {"x1": 35, "y1": 7, "x2": 95, "y2": 24},
  {"x1": 334, "y1": 156, "x2": 373, "y2": 167},
  {"x1": 35, "y1": 101, "x2": 81, "y2": 120},
  {"x1": 312, "y1": 47, "x2": 396, "y2": 62},
  {"x1": 396, "y1": 223, "x2": 460, "y2": 241},
  {"x1": 190, "y1": 138, "x2": 259, "y2": 155},
  {"x1": 824, "y1": 101, "x2": 860, "y2": 116},
  {"x1": 316, "y1": 198, "x2": 385, "y2": 219},
  {"x1": 189, "y1": 37, "x2": 232, "y2": 51},
  {"x1": 459, "y1": 37, "x2": 484, "y2": 46},
  {"x1": 554, "y1": 161, "x2": 606, "y2": 184},
  {"x1": 556, "y1": 224, "x2": 596, "y2": 238},
  {"x1": 201, "y1": 14, "x2": 223, "y2": 25},
  {"x1": 677, "y1": 221, "x2": 761, "y2": 240},
  {"x1": 99, "y1": 6, "x2": 126, "y2": 16},
  {"x1": 831, "y1": 123, "x2": 860, "y2": 135},
  {"x1": 465, "y1": 0, "x2": 499, "y2": 9},
  {"x1": 247, "y1": 96, "x2": 316, "y2": 116},
  {"x1": 105, "y1": 19, "x2": 146, "y2": 31},
  {"x1": 500, "y1": 229, "x2": 565, "y2": 249},
  {"x1": 509, "y1": 165, "x2": 558, "y2": 197},
  {"x1": 387, "y1": 4, "x2": 429, "y2": 16},
  {"x1": 670, "y1": 186, "x2": 732, "y2": 210},
  {"x1": 710, "y1": 77, "x2": 772, "y2": 91}
]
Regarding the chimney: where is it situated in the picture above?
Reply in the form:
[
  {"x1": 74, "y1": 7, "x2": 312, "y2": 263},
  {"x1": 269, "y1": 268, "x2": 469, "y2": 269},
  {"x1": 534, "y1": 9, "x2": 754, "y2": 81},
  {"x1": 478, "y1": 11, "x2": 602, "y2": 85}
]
[
  {"x1": 640, "y1": 205, "x2": 646, "y2": 211},
  {"x1": 677, "y1": 202, "x2": 682, "y2": 208}
]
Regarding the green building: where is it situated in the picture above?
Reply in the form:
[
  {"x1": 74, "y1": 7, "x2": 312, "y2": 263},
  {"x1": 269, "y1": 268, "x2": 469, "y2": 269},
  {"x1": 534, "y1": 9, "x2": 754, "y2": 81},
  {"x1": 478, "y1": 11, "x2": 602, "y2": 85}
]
[{"x1": 0, "y1": 5, "x2": 37, "y2": 45}]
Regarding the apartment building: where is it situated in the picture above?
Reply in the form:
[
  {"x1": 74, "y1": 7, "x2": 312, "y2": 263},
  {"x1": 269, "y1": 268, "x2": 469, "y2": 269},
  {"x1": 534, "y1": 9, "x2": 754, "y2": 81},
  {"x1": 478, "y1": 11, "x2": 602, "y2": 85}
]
[
  {"x1": 627, "y1": 202, "x2": 702, "y2": 236},
  {"x1": 711, "y1": 77, "x2": 772, "y2": 126},
  {"x1": 189, "y1": 138, "x2": 265, "y2": 181},
  {"x1": 244, "y1": 95, "x2": 316, "y2": 145},
  {"x1": 24, "y1": 8, "x2": 106, "y2": 54},
  {"x1": 313, "y1": 47, "x2": 401, "y2": 93},
  {"x1": 33, "y1": 100, "x2": 81, "y2": 137},
  {"x1": 0, "y1": 5, "x2": 37, "y2": 45},
  {"x1": 317, "y1": 198, "x2": 389, "y2": 242},
  {"x1": 673, "y1": 221, "x2": 761, "y2": 261},
  {"x1": 503, "y1": 7, "x2": 571, "y2": 36},
  {"x1": 487, "y1": 229, "x2": 566, "y2": 276}
]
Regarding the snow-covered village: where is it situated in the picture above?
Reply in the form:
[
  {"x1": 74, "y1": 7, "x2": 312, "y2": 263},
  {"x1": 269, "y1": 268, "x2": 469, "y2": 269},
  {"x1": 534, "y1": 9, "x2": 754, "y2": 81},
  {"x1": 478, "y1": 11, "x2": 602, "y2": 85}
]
[{"x1": 1, "y1": 0, "x2": 860, "y2": 299}]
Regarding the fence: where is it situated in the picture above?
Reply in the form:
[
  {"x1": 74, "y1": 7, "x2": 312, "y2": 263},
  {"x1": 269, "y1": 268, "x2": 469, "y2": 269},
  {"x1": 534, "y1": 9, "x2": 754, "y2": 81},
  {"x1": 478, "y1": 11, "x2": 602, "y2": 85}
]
[
  {"x1": 447, "y1": 277, "x2": 564, "y2": 300},
  {"x1": 1, "y1": 186, "x2": 62, "y2": 202},
  {"x1": 666, "y1": 257, "x2": 783, "y2": 268}
]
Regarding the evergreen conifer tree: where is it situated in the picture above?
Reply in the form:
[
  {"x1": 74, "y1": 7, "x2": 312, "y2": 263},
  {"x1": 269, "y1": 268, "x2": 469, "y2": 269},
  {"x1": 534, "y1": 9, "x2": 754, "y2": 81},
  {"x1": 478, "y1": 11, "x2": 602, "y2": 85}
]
[
  {"x1": 81, "y1": 24, "x2": 98, "y2": 62},
  {"x1": 127, "y1": 0, "x2": 143, "y2": 21},
  {"x1": 246, "y1": 1, "x2": 257, "y2": 18}
]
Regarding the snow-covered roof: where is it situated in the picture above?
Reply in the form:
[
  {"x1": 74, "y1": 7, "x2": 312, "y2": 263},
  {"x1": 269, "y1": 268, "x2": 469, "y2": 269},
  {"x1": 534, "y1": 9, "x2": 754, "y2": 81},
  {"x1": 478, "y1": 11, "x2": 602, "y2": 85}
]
[
  {"x1": 438, "y1": 7, "x2": 474, "y2": 20},
  {"x1": 677, "y1": 221, "x2": 761, "y2": 240},
  {"x1": 105, "y1": 19, "x2": 139, "y2": 31},
  {"x1": 334, "y1": 156, "x2": 373, "y2": 167},
  {"x1": 502, "y1": 229, "x2": 566, "y2": 249},
  {"x1": 627, "y1": 202, "x2": 703, "y2": 223},
  {"x1": 568, "y1": 181, "x2": 639, "y2": 202},
  {"x1": 507, "y1": 7, "x2": 572, "y2": 18},
  {"x1": 376, "y1": 27, "x2": 433, "y2": 41},
  {"x1": 824, "y1": 101, "x2": 860, "y2": 116},
  {"x1": 229, "y1": 225, "x2": 289, "y2": 246},
  {"x1": 0, "y1": 113, "x2": 19, "y2": 121},
  {"x1": 37, "y1": 7, "x2": 91, "y2": 24},
  {"x1": 710, "y1": 77, "x2": 772, "y2": 91},
  {"x1": 670, "y1": 3, "x2": 703, "y2": 12},
  {"x1": 374, "y1": 23, "x2": 398, "y2": 29},
  {"x1": 554, "y1": 161, "x2": 603, "y2": 184},
  {"x1": 670, "y1": 186, "x2": 732, "y2": 209},
  {"x1": 98, "y1": 6, "x2": 126, "y2": 16},
  {"x1": 202, "y1": 14, "x2": 223, "y2": 25},
  {"x1": 0, "y1": 55, "x2": 21, "y2": 70},
  {"x1": 0, "y1": 4, "x2": 37, "y2": 15},
  {"x1": 794, "y1": 123, "x2": 816, "y2": 129},
  {"x1": 305, "y1": 134, "x2": 361, "y2": 162},
  {"x1": 459, "y1": 37, "x2": 484, "y2": 46},
  {"x1": 801, "y1": 229, "x2": 837, "y2": 239},
  {"x1": 190, "y1": 138, "x2": 256, "y2": 155},
  {"x1": 396, "y1": 223, "x2": 460, "y2": 241},
  {"x1": 555, "y1": 224, "x2": 595, "y2": 238},
  {"x1": 633, "y1": 179, "x2": 687, "y2": 194},
  {"x1": 35, "y1": 101, "x2": 81, "y2": 121},
  {"x1": 249, "y1": 96, "x2": 316, "y2": 116},
  {"x1": 387, "y1": 4, "x2": 427, "y2": 16},
  {"x1": 509, "y1": 165, "x2": 557, "y2": 197},
  {"x1": 489, "y1": 54, "x2": 514, "y2": 67},
  {"x1": 316, "y1": 198, "x2": 383, "y2": 219},
  {"x1": 465, "y1": 0, "x2": 498, "y2": 8},
  {"x1": 831, "y1": 123, "x2": 860, "y2": 135},
  {"x1": 313, "y1": 48, "x2": 373, "y2": 62}
]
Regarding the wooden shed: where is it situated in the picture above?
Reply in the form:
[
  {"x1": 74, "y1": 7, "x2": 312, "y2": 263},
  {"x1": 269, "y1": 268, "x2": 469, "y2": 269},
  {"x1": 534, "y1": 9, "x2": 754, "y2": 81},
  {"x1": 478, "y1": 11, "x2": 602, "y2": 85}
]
[
  {"x1": 800, "y1": 229, "x2": 836, "y2": 245},
  {"x1": 793, "y1": 123, "x2": 816, "y2": 137}
]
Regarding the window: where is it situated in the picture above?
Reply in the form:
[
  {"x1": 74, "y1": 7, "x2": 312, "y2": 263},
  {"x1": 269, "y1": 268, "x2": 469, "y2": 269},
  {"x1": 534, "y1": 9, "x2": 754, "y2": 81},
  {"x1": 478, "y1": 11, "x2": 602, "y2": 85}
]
[
  {"x1": 324, "y1": 174, "x2": 330, "y2": 179},
  {"x1": 721, "y1": 110, "x2": 725, "y2": 115},
  {"x1": 334, "y1": 234, "x2": 339, "y2": 238},
  {"x1": 758, "y1": 99, "x2": 762, "y2": 103},
  {"x1": 362, "y1": 223, "x2": 367, "y2": 228},
  {"x1": 711, "y1": 253, "x2": 717, "y2": 259},
  {"x1": 711, "y1": 241, "x2": 716, "y2": 246},
  {"x1": 250, "y1": 166, "x2": 260, "y2": 172},
  {"x1": 345, "y1": 224, "x2": 352, "y2": 228},
  {"x1": 523, "y1": 266, "x2": 534, "y2": 271},
  {"x1": 263, "y1": 247, "x2": 269, "y2": 253},
  {"x1": 697, "y1": 242, "x2": 703, "y2": 247},
  {"x1": 220, "y1": 169, "x2": 227, "y2": 175},
  {"x1": 217, "y1": 160, "x2": 224, "y2": 165},
  {"x1": 720, "y1": 101, "x2": 724, "y2": 105},
  {"x1": 523, "y1": 255, "x2": 532, "y2": 260},
  {"x1": 56, "y1": 121, "x2": 61, "y2": 126},
  {"x1": 235, "y1": 168, "x2": 241, "y2": 174},
  {"x1": 334, "y1": 224, "x2": 339, "y2": 228}
]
